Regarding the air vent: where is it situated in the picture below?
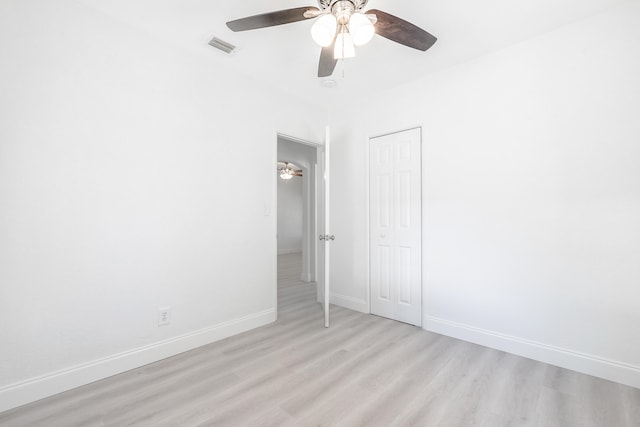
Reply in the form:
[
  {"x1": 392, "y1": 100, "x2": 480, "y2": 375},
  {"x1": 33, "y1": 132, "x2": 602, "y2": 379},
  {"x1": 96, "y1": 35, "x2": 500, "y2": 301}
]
[{"x1": 208, "y1": 37, "x2": 236, "y2": 54}]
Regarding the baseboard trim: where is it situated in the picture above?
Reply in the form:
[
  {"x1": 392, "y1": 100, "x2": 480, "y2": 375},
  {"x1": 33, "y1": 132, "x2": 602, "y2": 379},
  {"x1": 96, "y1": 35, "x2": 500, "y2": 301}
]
[
  {"x1": 0, "y1": 309, "x2": 276, "y2": 413},
  {"x1": 330, "y1": 293, "x2": 368, "y2": 313},
  {"x1": 425, "y1": 315, "x2": 640, "y2": 389}
]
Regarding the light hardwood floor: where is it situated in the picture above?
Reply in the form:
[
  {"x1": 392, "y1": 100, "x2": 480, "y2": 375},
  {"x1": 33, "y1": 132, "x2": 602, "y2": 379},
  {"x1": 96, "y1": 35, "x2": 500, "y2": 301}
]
[{"x1": 1, "y1": 253, "x2": 638, "y2": 426}]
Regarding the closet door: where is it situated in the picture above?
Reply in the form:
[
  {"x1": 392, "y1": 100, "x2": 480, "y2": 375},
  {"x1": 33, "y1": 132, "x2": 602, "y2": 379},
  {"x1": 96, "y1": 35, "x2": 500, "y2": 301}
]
[{"x1": 370, "y1": 128, "x2": 422, "y2": 326}]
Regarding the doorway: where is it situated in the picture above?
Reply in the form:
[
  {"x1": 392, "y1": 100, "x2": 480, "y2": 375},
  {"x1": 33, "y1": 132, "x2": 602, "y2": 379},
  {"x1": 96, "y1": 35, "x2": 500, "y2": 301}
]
[
  {"x1": 369, "y1": 128, "x2": 423, "y2": 326},
  {"x1": 276, "y1": 135, "x2": 319, "y2": 310}
]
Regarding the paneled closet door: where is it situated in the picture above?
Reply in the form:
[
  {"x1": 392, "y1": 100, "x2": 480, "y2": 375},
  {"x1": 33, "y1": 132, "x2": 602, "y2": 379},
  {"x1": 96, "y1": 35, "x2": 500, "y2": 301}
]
[{"x1": 369, "y1": 128, "x2": 422, "y2": 326}]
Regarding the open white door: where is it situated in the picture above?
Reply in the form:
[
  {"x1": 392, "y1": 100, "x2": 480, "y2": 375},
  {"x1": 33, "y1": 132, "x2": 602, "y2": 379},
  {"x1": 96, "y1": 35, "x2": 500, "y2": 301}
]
[{"x1": 317, "y1": 126, "x2": 332, "y2": 327}]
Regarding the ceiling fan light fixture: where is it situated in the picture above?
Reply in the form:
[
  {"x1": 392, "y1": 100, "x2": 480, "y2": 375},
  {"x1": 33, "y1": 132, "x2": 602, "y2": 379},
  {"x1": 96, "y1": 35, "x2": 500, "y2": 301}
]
[
  {"x1": 225, "y1": 2, "x2": 437, "y2": 78},
  {"x1": 280, "y1": 169, "x2": 294, "y2": 180},
  {"x1": 334, "y1": 29, "x2": 355, "y2": 60},
  {"x1": 311, "y1": 14, "x2": 337, "y2": 47},
  {"x1": 348, "y1": 12, "x2": 375, "y2": 46}
]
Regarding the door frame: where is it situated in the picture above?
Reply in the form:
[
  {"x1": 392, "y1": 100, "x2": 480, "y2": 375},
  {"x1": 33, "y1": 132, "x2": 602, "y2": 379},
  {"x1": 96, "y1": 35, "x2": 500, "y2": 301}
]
[
  {"x1": 366, "y1": 126, "x2": 424, "y2": 327},
  {"x1": 273, "y1": 131, "x2": 324, "y2": 319}
]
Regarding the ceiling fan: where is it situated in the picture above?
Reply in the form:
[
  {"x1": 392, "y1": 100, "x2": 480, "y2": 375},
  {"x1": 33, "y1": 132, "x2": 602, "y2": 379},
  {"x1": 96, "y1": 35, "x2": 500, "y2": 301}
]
[
  {"x1": 278, "y1": 162, "x2": 303, "y2": 180},
  {"x1": 226, "y1": 0, "x2": 437, "y2": 78}
]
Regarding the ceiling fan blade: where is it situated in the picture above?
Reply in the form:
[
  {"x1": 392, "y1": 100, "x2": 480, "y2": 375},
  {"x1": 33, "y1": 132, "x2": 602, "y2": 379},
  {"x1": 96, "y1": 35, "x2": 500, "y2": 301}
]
[
  {"x1": 318, "y1": 32, "x2": 339, "y2": 77},
  {"x1": 366, "y1": 9, "x2": 437, "y2": 51},
  {"x1": 227, "y1": 7, "x2": 319, "y2": 32}
]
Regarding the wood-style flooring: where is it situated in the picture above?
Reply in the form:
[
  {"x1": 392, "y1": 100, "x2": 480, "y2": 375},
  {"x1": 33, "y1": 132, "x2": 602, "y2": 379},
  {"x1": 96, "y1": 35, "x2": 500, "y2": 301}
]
[{"x1": 1, "y1": 253, "x2": 638, "y2": 426}]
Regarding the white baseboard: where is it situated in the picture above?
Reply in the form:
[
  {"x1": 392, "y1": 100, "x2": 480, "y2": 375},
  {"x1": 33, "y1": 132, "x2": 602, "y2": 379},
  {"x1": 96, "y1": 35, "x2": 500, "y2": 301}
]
[
  {"x1": 0, "y1": 309, "x2": 276, "y2": 413},
  {"x1": 330, "y1": 293, "x2": 368, "y2": 313},
  {"x1": 277, "y1": 248, "x2": 302, "y2": 255},
  {"x1": 425, "y1": 315, "x2": 640, "y2": 390}
]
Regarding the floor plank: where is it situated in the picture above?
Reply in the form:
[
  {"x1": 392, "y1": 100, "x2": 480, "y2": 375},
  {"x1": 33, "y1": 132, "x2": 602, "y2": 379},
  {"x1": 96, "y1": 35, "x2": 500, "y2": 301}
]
[{"x1": 1, "y1": 253, "x2": 638, "y2": 426}]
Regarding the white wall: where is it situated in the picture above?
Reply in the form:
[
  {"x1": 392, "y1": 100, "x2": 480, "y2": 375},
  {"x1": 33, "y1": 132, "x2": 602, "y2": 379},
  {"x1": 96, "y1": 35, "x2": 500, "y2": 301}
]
[
  {"x1": 277, "y1": 177, "x2": 303, "y2": 254},
  {"x1": 329, "y1": 1, "x2": 640, "y2": 388},
  {"x1": 0, "y1": 0, "x2": 325, "y2": 411}
]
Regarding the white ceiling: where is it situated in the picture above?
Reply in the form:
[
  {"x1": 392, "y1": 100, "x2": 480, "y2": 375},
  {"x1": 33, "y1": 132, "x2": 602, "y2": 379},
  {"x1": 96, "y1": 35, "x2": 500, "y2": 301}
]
[{"x1": 76, "y1": 0, "x2": 627, "y2": 108}]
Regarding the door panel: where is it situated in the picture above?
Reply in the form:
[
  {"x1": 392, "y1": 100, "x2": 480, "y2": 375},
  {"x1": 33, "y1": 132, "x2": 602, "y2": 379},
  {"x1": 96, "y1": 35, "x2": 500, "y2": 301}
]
[
  {"x1": 317, "y1": 126, "x2": 331, "y2": 328},
  {"x1": 399, "y1": 246, "x2": 412, "y2": 305},
  {"x1": 378, "y1": 245, "x2": 391, "y2": 300},
  {"x1": 370, "y1": 128, "x2": 422, "y2": 326},
  {"x1": 316, "y1": 151, "x2": 325, "y2": 307},
  {"x1": 398, "y1": 171, "x2": 412, "y2": 228},
  {"x1": 379, "y1": 175, "x2": 391, "y2": 228}
]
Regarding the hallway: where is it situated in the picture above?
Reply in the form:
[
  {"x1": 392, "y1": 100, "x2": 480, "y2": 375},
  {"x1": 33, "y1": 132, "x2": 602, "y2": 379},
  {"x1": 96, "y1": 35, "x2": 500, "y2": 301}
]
[{"x1": 278, "y1": 252, "x2": 314, "y2": 292}]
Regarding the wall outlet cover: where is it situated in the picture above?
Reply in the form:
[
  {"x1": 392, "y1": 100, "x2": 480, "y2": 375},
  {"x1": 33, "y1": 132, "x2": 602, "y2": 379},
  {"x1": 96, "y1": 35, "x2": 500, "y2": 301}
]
[{"x1": 158, "y1": 308, "x2": 171, "y2": 326}]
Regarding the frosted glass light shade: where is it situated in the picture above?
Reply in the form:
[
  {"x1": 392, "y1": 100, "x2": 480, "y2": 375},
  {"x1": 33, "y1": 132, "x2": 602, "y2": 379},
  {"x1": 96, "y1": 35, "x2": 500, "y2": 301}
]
[
  {"x1": 311, "y1": 14, "x2": 337, "y2": 47},
  {"x1": 334, "y1": 31, "x2": 355, "y2": 59},
  {"x1": 280, "y1": 170, "x2": 293, "y2": 180},
  {"x1": 349, "y1": 13, "x2": 375, "y2": 46}
]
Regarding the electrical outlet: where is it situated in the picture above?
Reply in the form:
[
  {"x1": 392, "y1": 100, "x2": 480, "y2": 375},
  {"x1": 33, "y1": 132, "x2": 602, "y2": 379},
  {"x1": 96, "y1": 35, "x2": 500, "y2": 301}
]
[{"x1": 158, "y1": 308, "x2": 171, "y2": 326}]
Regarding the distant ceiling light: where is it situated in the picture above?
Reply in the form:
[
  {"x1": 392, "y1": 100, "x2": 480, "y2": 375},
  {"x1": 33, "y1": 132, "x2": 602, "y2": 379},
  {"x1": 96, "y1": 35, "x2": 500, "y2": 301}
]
[
  {"x1": 311, "y1": 14, "x2": 337, "y2": 47},
  {"x1": 280, "y1": 169, "x2": 294, "y2": 180},
  {"x1": 278, "y1": 162, "x2": 302, "y2": 180}
]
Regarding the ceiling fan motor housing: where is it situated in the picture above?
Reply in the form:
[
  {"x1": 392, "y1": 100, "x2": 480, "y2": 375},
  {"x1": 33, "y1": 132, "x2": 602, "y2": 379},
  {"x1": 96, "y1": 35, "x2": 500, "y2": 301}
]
[{"x1": 317, "y1": 0, "x2": 368, "y2": 12}]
